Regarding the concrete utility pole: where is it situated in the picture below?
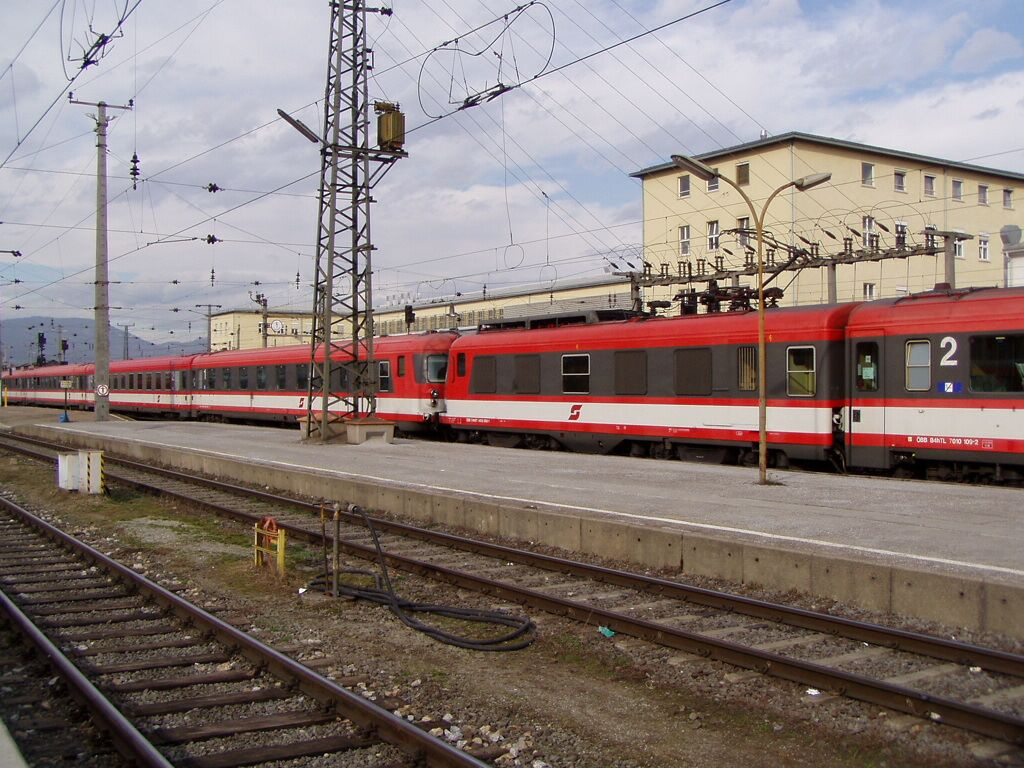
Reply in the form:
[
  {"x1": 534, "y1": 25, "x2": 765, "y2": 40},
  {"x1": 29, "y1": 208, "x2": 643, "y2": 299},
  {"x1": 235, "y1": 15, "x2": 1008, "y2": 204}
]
[
  {"x1": 116, "y1": 322, "x2": 135, "y2": 359},
  {"x1": 192, "y1": 304, "x2": 222, "y2": 352},
  {"x1": 71, "y1": 96, "x2": 132, "y2": 421},
  {"x1": 250, "y1": 292, "x2": 269, "y2": 348}
]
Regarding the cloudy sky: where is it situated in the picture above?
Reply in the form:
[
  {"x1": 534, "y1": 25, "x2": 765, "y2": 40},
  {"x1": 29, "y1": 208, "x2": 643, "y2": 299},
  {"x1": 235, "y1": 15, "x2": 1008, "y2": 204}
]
[{"x1": 2, "y1": 0, "x2": 1023, "y2": 356}]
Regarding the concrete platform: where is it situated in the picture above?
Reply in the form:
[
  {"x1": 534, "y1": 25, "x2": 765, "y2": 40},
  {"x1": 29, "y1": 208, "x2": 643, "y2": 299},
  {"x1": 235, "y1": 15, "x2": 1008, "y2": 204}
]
[{"x1": 3, "y1": 406, "x2": 1023, "y2": 639}]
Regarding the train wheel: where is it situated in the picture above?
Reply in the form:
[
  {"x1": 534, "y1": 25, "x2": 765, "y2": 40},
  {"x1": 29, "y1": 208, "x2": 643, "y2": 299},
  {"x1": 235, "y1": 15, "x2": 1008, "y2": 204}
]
[
  {"x1": 651, "y1": 442, "x2": 674, "y2": 460},
  {"x1": 628, "y1": 442, "x2": 650, "y2": 458},
  {"x1": 485, "y1": 432, "x2": 522, "y2": 449}
]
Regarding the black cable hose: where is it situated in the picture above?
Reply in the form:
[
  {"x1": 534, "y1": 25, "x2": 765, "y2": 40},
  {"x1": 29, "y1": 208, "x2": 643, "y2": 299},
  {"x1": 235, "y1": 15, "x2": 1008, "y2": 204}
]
[{"x1": 307, "y1": 505, "x2": 536, "y2": 652}]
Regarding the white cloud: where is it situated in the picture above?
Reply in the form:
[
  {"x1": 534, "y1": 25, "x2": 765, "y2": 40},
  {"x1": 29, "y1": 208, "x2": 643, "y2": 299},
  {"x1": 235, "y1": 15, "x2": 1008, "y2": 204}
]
[
  {"x1": 951, "y1": 27, "x2": 1024, "y2": 73},
  {"x1": 1, "y1": 0, "x2": 1022, "y2": 354}
]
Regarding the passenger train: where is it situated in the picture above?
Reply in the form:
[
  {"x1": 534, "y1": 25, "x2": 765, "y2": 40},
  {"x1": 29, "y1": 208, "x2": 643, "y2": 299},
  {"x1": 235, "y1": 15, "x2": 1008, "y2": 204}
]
[{"x1": 4, "y1": 285, "x2": 1023, "y2": 482}]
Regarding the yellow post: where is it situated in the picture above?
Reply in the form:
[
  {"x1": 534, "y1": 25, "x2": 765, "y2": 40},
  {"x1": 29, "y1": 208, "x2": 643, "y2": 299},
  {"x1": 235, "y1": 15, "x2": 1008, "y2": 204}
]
[{"x1": 253, "y1": 517, "x2": 286, "y2": 574}]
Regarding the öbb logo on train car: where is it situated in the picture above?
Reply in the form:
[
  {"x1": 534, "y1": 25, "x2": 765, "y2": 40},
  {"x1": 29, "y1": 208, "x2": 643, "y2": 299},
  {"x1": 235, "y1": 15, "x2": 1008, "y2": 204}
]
[{"x1": 568, "y1": 404, "x2": 583, "y2": 421}]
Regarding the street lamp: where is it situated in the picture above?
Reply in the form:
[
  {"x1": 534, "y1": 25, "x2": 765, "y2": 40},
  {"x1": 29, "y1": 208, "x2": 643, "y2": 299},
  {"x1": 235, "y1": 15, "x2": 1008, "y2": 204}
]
[{"x1": 670, "y1": 155, "x2": 831, "y2": 484}]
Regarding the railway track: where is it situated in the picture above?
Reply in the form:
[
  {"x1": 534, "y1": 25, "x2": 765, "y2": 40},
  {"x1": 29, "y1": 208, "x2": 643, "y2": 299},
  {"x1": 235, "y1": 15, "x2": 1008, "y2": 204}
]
[
  {"x1": 0, "y1": 479, "x2": 490, "y2": 767},
  {"x1": 2, "y1": 431, "x2": 1024, "y2": 755}
]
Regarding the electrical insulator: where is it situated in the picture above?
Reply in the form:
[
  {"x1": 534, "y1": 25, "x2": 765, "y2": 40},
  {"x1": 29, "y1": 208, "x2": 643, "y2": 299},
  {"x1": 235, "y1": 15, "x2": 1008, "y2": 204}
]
[
  {"x1": 206, "y1": 183, "x2": 221, "y2": 193},
  {"x1": 210, "y1": 268, "x2": 215, "y2": 286},
  {"x1": 295, "y1": 271, "x2": 300, "y2": 289},
  {"x1": 205, "y1": 235, "x2": 220, "y2": 244},
  {"x1": 129, "y1": 152, "x2": 140, "y2": 190}
]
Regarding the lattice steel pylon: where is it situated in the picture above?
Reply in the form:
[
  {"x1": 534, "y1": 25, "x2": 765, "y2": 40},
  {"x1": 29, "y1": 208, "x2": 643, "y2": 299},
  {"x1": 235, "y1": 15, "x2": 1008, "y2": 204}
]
[{"x1": 305, "y1": 0, "x2": 406, "y2": 441}]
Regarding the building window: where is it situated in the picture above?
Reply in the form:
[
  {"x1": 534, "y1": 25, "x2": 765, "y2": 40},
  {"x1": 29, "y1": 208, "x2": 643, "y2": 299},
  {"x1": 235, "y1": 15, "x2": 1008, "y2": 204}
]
[
  {"x1": 561, "y1": 354, "x2": 590, "y2": 394},
  {"x1": 954, "y1": 231, "x2": 965, "y2": 259},
  {"x1": 1005, "y1": 188, "x2": 1014, "y2": 209},
  {"x1": 924, "y1": 174, "x2": 936, "y2": 196},
  {"x1": 737, "y1": 216, "x2": 751, "y2": 249},
  {"x1": 905, "y1": 340, "x2": 931, "y2": 391},
  {"x1": 893, "y1": 170, "x2": 906, "y2": 193},
  {"x1": 952, "y1": 179, "x2": 963, "y2": 201},
  {"x1": 786, "y1": 347, "x2": 816, "y2": 397},
  {"x1": 707, "y1": 220, "x2": 720, "y2": 251},
  {"x1": 863, "y1": 282, "x2": 876, "y2": 300},
  {"x1": 736, "y1": 162, "x2": 750, "y2": 186},
  {"x1": 978, "y1": 184, "x2": 989, "y2": 205},
  {"x1": 679, "y1": 225, "x2": 690, "y2": 257},
  {"x1": 861, "y1": 162, "x2": 874, "y2": 187},
  {"x1": 862, "y1": 215, "x2": 875, "y2": 248},
  {"x1": 979, "y1": 234, "x2": 990, "y2": 262},
  {"x1": 678, "y1": 175, "x2": 690, "y2": 198},
  {"x1": 707, "y1": 174, "x2": 719, "y2": 192}
]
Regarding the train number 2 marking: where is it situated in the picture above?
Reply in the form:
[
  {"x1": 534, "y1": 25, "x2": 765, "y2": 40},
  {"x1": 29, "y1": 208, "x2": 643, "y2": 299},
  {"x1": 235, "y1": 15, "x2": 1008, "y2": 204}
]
[
  {"x1": 568, "y1": 404, "x2": 583, "y2": 421},
  {"x1": 939, "y1": 336, "x2": 959, "y2": 367}
]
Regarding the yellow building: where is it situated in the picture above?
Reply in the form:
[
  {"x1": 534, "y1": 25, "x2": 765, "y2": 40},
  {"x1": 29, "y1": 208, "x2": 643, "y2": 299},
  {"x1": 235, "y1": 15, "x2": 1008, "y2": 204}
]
[
  {"x1": 209, "y1": 275, "x2": 633, "y2": 350},
  {"x1": 209, "y1": 310, "x2": 312, "y2": 351},
  {"x1": 632, "y1": 131, "x2": 1024, "y2": 308}
]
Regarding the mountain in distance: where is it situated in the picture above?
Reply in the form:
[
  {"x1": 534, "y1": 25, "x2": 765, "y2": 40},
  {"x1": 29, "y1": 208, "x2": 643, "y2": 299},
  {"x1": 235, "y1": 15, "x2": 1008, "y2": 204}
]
[{"x1": 2, "y1": 316, "x2": 206, "y2": 368}]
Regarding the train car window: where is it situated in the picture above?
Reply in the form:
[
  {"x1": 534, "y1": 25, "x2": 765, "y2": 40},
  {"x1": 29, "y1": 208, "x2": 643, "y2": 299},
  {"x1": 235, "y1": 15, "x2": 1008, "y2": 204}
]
[
  {"x1": 221, "y1": 367, "x2": 231, "y2": 390},
  {"x1": 673, "y1": 348, "x2": 710, "y2": 395},
  {"x1": 276, "y1": 365, "x2": 287, "y2": 389},
  {"x1": 471, "y1": 356, "x2": 497, "y2": 394},
  {"x1": 905, "y1": 341, "x2": 931, "y2": 391},
  {"x1": 145, "y1": 373, "x2": 152, "y2": 390},
  {"x1": 786, "y1": 347, "x2": 816, "y2": 397},
  {"x1": 737, "y1": 347, "x2": 757, "y2": 391},
  {"x1": 379, "y1": 360, "x2": 392, "y2": 392},
  {"x1": 239, "y1": 366, "x2": 249, "y2": 390},
  {"x1": 616, "y1": 350, "x2": 648, "y2": 395},
  {"x1": 397, "y1": 356, "x2": 406, "y2": 377},
  {"x1": 856, "y1": 342, "x2": 879, "y2": 391},
  {"x1": 513, "y1": 355, "x2": 541, "y2": 394},
  {"x1": 256, "y1": 365, "x2": 268, "y2": 390},
  {"x1": 296, "y1": 364, "x2": 309, "y2": 390},
  {"x1": 456, "y1": 353, "x2": 466, "y2": 377},
  {"x1": 561, "y1": 354, "x2": 590, "y2": 394},
  {"x1": 164, "y1": 372, "x2": 173, "y2": 390},
  {"x1": 969, "y1": 335, "x2": 1024, "y2": 392},
  {"x1": 426, "y1": 355, "x2": 448, "y2": 383}
]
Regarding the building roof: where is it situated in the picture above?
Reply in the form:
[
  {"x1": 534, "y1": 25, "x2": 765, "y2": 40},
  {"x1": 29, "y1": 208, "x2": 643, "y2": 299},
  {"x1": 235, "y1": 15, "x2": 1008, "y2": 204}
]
[
  {"x1": 630, "y1": 131, "x2": 1024, "y2": 183},
  {"x1": 379, "y1": 272, "x2": 632, "y2": 313}
]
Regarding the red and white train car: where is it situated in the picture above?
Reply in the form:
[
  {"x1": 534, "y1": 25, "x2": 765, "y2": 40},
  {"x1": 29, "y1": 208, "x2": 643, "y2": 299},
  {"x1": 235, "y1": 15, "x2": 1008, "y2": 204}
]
[
  {"x1": 3, "y1": 333, "x2": 457, "y2": 433},
  {"x1": 843, "y1": 286, "x2": 1024, "y2": 480},
  {"x1": 442, "y1": 303, "x2": 858, "y2": 465}
]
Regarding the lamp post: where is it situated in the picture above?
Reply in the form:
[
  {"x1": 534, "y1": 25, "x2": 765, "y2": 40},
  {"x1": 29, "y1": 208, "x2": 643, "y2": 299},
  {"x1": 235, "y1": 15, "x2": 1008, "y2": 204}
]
[{"x1": 670, "y1": 155, "x2": 831, "y2": 484}]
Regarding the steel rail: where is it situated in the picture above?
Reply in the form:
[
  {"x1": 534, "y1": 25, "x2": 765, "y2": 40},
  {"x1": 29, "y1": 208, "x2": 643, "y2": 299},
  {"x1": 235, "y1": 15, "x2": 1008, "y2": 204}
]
[
  {"x1": 4, "y1": 433, "x2": 1024, "y2": 744},
  {"x1": 0, "y1": 493, "x2": 489, "y2": 768},
  {"x1": 0, "y1": 588, "x2": 175, "y2": 768}
]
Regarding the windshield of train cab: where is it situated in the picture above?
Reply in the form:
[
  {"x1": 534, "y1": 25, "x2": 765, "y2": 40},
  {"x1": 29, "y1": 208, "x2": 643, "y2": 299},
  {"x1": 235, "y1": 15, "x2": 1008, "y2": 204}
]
[{"x1": 424, "y1": 354, "x2": 448, "y2": 383}]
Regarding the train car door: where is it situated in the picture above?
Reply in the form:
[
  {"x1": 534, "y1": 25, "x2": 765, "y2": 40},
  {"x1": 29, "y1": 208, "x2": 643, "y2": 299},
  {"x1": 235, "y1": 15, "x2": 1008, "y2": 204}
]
[{"x1": 846, "y1": 337, "x2": 887, "y2": 468}]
